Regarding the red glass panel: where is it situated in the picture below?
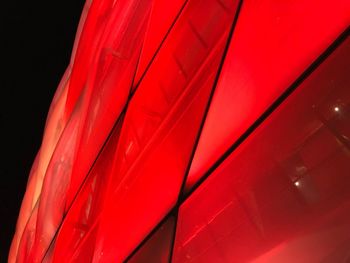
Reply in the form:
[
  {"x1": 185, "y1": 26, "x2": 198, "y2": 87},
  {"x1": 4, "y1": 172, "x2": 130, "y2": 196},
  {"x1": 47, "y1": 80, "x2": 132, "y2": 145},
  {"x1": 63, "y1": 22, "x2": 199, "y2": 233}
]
[
  {"x1": 51, "y1": 120, "x2": 122, "y2": 261},
  {"x1": 66, "y1": 0, "x2": 152, "y2": 208},
  {"x1": 9, "y1": 151, "x2": 40, "y2": 261},
  {"x1": 12, "y1": 0, "x2": 350, "y2": 262},
  {"x1": 69, "y1": 225, "x2": 98, "y2": 263},
  {"x1": 173, "y1": 37, "x2": 350, "y2": 262},
  {"x1": 186, "y1": 0, "x2": 350, "y2": 191},
  {"x1": 93, "y1": 0, "x2": 240, "y2": 261},
  {"x1": 42, "y1": 237, "x2": 56, "y2": 263},
  {"x1": 127, "y1": 217, "x2": 175, "y2": 263},
  {"x1": 69, "y1": 0, "x2": 93, "y2": 66},
  {"x1": 65, "y1": 0, "x2": 114, "y2": 120},
  {"x1": 16, "y1": 203, "x2": 39, "y2": 263},
  {"x1": 28, "y1": 100, "x2": 82, "y2": 261},
  {"x1": 133, "y1": 0, "x2": 186, "y2": 85},
  {"x1": 10, "y1": 67, "x2": 70, "y2": 262}
]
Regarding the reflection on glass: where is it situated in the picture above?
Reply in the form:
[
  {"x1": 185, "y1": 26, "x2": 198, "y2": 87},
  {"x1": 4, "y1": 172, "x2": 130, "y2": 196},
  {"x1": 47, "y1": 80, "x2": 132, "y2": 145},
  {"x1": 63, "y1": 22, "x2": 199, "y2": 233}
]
[
  {"x1": 127, "y1": 217, "x2": 175, "y2": 263},
  {"x1": 173, "y1": 39, "x2": 350, "y2": 262}
]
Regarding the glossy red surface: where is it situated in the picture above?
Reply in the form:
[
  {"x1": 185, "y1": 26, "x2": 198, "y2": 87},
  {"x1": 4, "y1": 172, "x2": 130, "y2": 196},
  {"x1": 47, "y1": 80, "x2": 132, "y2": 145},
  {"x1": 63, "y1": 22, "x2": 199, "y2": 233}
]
[
  {"x1": 9, "y1": 151, "x2": 40, "y2": 261},
  {"x1": 16, "y1": 203, "x2": 38, "y2": 263},
  {"x1": 65, "y1": 0, "x2": 114, "y2": 120},
  {"x1": 9, "y1": 66, "x2": 71, "y2": 261},
  {"x1": 92, "y1": 0, "x2": 239, "y2": 261},
  {"x1": 65, "y1": 0, "x2": 152, "y2": 208},
  {"x1": 173, "y1": 38, "x2": 350, "y2": 263},
  {"x1": 134, "y1": 0, "x2": 186, "y2": 85},
  {"x1": 51, "y1": 120, "x2": 122, "y2": 261},
  {"x1": 10, "y1": 0, "x2": 350, "y2": 262},
  {"x1": 42, "y1": 238, "x2": 56, "y2": 263},
  {"x1": 127, "y1": 217, "x2": 175, "y2": 263},
  {"x1": 186, "y1": 0, "x2": 350, "y2": 191},
  {"x1": 29, "y1": 103, "x2": 82, "y2": 261}
]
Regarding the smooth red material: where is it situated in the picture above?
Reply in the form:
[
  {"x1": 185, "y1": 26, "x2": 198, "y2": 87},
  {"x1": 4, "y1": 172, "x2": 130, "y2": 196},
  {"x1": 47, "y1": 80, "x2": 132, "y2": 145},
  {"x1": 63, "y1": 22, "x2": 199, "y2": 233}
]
[
  {"x1": 92, "y1": 0, "x2": 239, "y2": 261},
  {"x1": 51, "y1": 120, "x2": 122, "y2": 261},
  {"x1": 69, "y1": 226, "x2": 98, "y2": 262},
  {"x1": 9, "y1": 151, "x2": 40, "y2": 261},
  {"x1": 65, "y1": 0, "x2": 152, "y2": 209},
  {"x1": 173, "y1": 38, "x2": 350, "y2": 262},
  {"x1": 65, "y1": 0, "x2": 114, "y2": 120},
  {"x1": 30, "y1": 103, "x2": 82, "y2": 261},
  {"x1": 127, "y1": 217, "x2": 175, "y2": 263},
  {"x1": 133, "y1": 0, "x2": 186, "y2": 85},
  {"x1": 186, "y1": 0, "x2": 350, "y2": 191},
  {"x1": 42, "y1": 238, "x2": 56, "y2": 263},
  {"x1": 16, "y1": 204, "x2": 39, "y2": 263},
  {"x1": 10, "y1": 0, "x2": 350, "y2": 262}
]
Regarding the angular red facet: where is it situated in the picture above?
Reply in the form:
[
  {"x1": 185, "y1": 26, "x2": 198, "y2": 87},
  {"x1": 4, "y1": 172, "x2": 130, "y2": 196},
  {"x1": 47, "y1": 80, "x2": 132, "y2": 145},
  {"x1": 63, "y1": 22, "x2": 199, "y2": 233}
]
[
  {"x1": 173, "y1": 38, "x2": 350, "y2": 263},
  {"x1": 10, "y1": 0, "x2": 350, "y2": 262}
]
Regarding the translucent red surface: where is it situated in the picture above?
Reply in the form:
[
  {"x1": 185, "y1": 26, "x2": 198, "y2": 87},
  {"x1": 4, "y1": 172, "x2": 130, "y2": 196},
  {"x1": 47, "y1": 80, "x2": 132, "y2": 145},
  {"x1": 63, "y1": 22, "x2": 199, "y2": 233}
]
[
  {"x1": 65, "y1": 0, "x2": 152, "y2": 209},
  {"x1": 127, "y1": 217, "x2": 175, "y2": 263},
  {"x1": 9, "y1": 0, "x2": 350, "y2": 261},
  {"x1": 30, "y1": 103, "x2": 82, "y2": 261},
  {"x1": 65, "y1": 0, "x2": 114, "y2": 120},
  {"x1": 50, "y1": 119, "x2": 122, "y2": 261},
  {"x1": 92, "y1": 0, "x2": 239, "y2": 261},
  {"x1": 186, "y1": 0, "x2": 350, "y2": 191},
  {"x1": 134, "y1": 0, "x2": 186, "y2": 85},
  {"x1": 173, "y1": 38, "x2": 350, "y2": 263}
]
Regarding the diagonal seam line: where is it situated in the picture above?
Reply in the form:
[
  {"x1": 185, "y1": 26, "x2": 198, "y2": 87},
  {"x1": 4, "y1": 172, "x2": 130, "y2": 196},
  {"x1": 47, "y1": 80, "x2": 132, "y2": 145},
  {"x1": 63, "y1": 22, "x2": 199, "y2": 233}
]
[
  {"x1": 41, "y1": 0, "x2": 191, "y2": 259},
  {"x1": 39, "y1": 13, "x2": 149, "y2": 261},
  {"x1": 176, "y1": 0, "x2": 243, "y2": 204},
  {"x1": 132, "y1": 0, "x2": 190, "y2": 91},
  {"x1": 183, "y1": 25, "x2": 350, "y2": 203},
  {"x1": 170, "y1": 0, "x2": 244, "y2": 262},
  {"x1": 122, "y1": 1, "x2": 244, "y2": 262}
]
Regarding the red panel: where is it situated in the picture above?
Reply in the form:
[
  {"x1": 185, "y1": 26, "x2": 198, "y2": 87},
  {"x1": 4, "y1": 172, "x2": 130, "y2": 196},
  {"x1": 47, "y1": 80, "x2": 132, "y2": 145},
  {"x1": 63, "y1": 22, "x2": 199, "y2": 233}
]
[
  {"x1": 133, "y1": 0, "x2": 186, "y2": 84},
  {"x1": 51, "y1": 120, "x2": 122, "y2": 261},
  {"x1": 46, "y1": 66, "x2": 71, "y2": 126},
  {"x1": 127, "y1": 217, "x2": 175, "y2": 263},
  {"x1": 16, "y1": 204, "x2": 38, "y2": 263},
  {"x1": 66, "y1": 0, "x2": 152, "y2": 208},
  {"x1": 65, "y1": 0, "x2": 114, "y2": 120},
  {"x1": 28, "y1": 101, "x2": 82, "y2": 262},
  {"x1": 92, "y1": 0, "x2": 240, "y2": 261},
  {"x1": 8, "y1": 151, "x2": 40, "y2": 261},
  {"x1": 186, "y1": 0, "x2": 350, "y2": 190},
  {"x1": 69, "y1": 0, "x2": 93, "y2": 66},
  {"x1": 10, "y1": 67, "x2": 71, "y2": 262},
  {"x1": 42, "y1": 238, "x2": 56, "y2": 263},
  {"x1": 173, "y1": 38, "x2": 350, "y2": 262},
  {"x1": 69, "y1": 225, "x2": 98, "y2": 263},
  {"x1": 12, "y1": 0, "x2": 350, "y2": 262}
]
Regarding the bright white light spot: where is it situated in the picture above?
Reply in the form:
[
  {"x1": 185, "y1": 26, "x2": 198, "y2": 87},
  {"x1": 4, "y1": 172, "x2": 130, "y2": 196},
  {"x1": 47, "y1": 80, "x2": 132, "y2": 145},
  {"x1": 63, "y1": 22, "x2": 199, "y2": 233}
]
[
  {"x1": 294, "y1": 181, "x2": 300, "y2": 187},
  {"x1": 334, "y1": 106, "x2": 340, "y2": 112}
]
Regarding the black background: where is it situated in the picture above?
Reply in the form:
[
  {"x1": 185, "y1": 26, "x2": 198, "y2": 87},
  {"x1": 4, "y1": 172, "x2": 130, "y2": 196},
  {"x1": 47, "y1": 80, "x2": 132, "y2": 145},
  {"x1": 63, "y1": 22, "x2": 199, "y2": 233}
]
[{"x1": 0, "y1": 0, "x2": 85, "y2": 260}]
